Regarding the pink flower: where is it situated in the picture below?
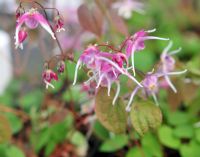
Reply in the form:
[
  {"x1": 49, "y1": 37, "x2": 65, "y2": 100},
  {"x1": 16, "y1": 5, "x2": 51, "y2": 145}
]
[
  {"x1": 73, "y1": 45, "x2": 142, "y2": 105},
  {"x1": 42, "y1": 69, "x2": 58, "y2": 89},
  {"x1": 15, "y1": 28, "x2": 28, "y2": 49},
  {"x1": 126, "y1": 72, "x2": 159, "y2": 111},
  {"x1": 112, "y1": 0, "x2": 145, "y2": 19},
  {"x1": 54, "y1": 15, "x2": 65, "y2": 32},
  {"x1": 15, "y1": 8, "x2": 56, "y2": 49},
  {"x1": 158, "y1": 41, "x2": 187, "y2": 93},
  {"x1": 125, "y1": 29, "x2": 169, "y2": 75}
]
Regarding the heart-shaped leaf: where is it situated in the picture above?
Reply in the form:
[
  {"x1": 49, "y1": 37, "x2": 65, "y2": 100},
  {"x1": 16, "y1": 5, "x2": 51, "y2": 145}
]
[
  {"x1": 95, "y1": 87, "x2": 127, "y2": 134},
  {"x1": 130, "y1": 101, "x2": 162, "y2": 136},
  {"x1": 0, "y1": 114, "x2": 12, "y2": 144}
]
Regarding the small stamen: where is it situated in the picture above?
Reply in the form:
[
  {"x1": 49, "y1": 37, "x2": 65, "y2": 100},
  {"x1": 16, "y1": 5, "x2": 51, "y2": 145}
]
[
  {"x1": 98, "y1": 56, "x2": 143, "y2": 87},
  {"x1": 44, "y1": 80, "x2": 54, "y2": 89},
  {"x1": 96, "y1": 74, "x2": 105, "y2": 89}
]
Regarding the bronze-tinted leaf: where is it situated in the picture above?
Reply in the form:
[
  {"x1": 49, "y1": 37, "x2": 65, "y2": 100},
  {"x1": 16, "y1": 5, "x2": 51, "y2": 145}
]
[
  {"x1": 109, "y1": 10, "x2": 129, "y2": 36},
  {"x1": 130, "y1": 101, "x2": 162, "y2": 136},
  {"x1": 77, "y1": 4, "x2": 103, "y2": 37},
  {"x1": 0, "y1": 114, "x2": 12, "y2": 144},
  {"x1": 95, "y1": 87, "x2": 127, "y2": 134}
]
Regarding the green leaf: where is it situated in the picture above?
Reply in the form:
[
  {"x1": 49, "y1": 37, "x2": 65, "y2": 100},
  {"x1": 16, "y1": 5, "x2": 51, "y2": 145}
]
[
  {"x1": 142, "y1": 133, "x2": 162, "y2": 157},
  {"x1": 167, "y1": 111, "x2": 191, "y2": 126},
  {"x1": 126, "y1": 147, "x2": 143, "y2": 157},
  {"x1": 173, "y1": 125, "x2": 194, "y2": 139},
  {"x1": 44, "y1": 141, "x2": 56, "y2": 157},
  {"x1": 6, "y1": 145, "x2": 25, "y2": 157},
  {"x1": 95, "y1": 87, "x2": 127, "y2": 134},
  {"x1": 35, "y1": 129, "x2": 50, "y2": 153},
  {"x1": 0, "y1": 144, "x2": 7, "y2": 157},
  {"x1": 158, "y1": 125, "x2": 181, "y2": 149},
  {"x1": 93, "y1": 121, "x2": 110, "y2": 140},
  {"x1": 0, "y1": 115, "x2": 12, "y2": 144},
  {"x1": 135, "y1": 50, "x2": 156, "y2": 72},
  {"x1": 195, "y1": 128, "x2": 200, "y2": 143},
  {"x1": 180, "y1": 141, "x2": 200, "y2": 157},
  {"x1": 5, "y1": 113, "x2": 23, "y2": 134},
  {"x1": 70, "y1": 131, "x2": 87, "y2": 147},
  {"x1": 100, "y1": 135, "x2": 128, "y2": 152},
  {"x1": 130, "y1": 101, "x2": 162, "y2": 136},
  {"x1": 18, "y1": 90, "x2": 43, "y2": 111}
]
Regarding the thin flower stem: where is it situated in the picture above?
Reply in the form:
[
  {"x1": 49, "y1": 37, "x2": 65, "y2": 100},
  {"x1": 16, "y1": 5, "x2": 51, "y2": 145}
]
[
  {"x1": 44, "y1": 7, "x2": 59, "y2": 15},
  {"x1": 97, "y1": 44, "x2": 121, "y2": 52},
  {"x1": 33, "y1": 1, "x2": 65, "y2": 57},
  {"x1": 119, "y1": 36, "x2": 131, "y2": 51}
]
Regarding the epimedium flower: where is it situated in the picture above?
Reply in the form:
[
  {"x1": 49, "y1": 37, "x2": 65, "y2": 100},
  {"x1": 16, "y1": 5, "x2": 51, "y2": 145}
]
[
  {"x1": 54, "y1": 14, "x2": 65, "y2": 32},
  {"x1": 15, "y1": 27, "x2": 28, "y2": 49},
  {"x1": 125, "y1": 29, "x2": 169, "y2": 76},
  {"x1": 157, "y1": 41, "x2": 187, "y2": 93},
  {"x1": 126, "y1": 71, "x2": 160, "y2": 112},
  {"x1": 15, "y1": 8, "x2": 56, "y2": 49},
  {"x1": 112, "y1": 0, "x2": 145, "y2": 19},
  {"x1": 42, "y1": 69, "x2": 58, "y2": 89},
  {"x1": 73, "y1": 45, "x2": 142, "y2": 105}
]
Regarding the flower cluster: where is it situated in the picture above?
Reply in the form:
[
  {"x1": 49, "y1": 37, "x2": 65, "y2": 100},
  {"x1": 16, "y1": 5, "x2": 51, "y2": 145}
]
[
  {"x1": 15, "y1": 2, "x2": 66, "y2": 88},
  {"x1": 73, "y1": 29, "x2": 187, "y2": 111},
  {"x1": 73, "y1": 45, "x2": 142, "y2": 105},
  {"x1": 126, "y1": 41, "x2": 187, "y2": 111}
]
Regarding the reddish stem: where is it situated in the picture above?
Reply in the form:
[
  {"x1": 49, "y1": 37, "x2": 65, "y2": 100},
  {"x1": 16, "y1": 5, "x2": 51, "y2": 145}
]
[
  {"x1": 119, "y1": 36, "x2": 131, "y2": 52},
  {"x1": 97, "y1": 44, "x2": 122, "y2": 52}
]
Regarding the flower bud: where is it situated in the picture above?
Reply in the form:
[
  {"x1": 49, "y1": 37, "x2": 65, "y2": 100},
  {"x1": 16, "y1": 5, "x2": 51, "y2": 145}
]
[
  {"x1": 16, "y1": 7, "x2": 24, "y2": 20},
  {"x1": 57, "y1": 60, "x2": 65, "y2": 74},
  {"x1": 18, "y1": 28, "x2": 28, "y2": 43},
  {"x1": 42, "y1": 69, "x2": 58, "y2": 89},
  {"x1": 54, "y1": 15, "x2": 65, "y2": 32}
]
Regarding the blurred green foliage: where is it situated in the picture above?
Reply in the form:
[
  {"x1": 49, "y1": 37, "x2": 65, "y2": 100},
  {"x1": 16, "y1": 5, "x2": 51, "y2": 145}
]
[{"x1": 0, "y1": 0, "x2": 200, "y2": 156}]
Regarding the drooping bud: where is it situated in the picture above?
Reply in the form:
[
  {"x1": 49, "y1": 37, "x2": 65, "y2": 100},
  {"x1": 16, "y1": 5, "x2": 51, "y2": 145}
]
[
  {"x1": 18, "y1": 28, "x2": 28, "y2": 43},
  {"x1": 57, "y1": 60, "x2": 65, "y2": 73},
  {"x1": 15, "y1": 27, "x2": 28, "y2": 49},
  {"x1": 42, "y1": 69, "x2": 58, "y2": 89},
  {"x1": 16, "y1": 7, "x2": 24, "y2": 21},
  {"x1": 54, "y1": 15, "x2": 65, "y2": 32}
]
